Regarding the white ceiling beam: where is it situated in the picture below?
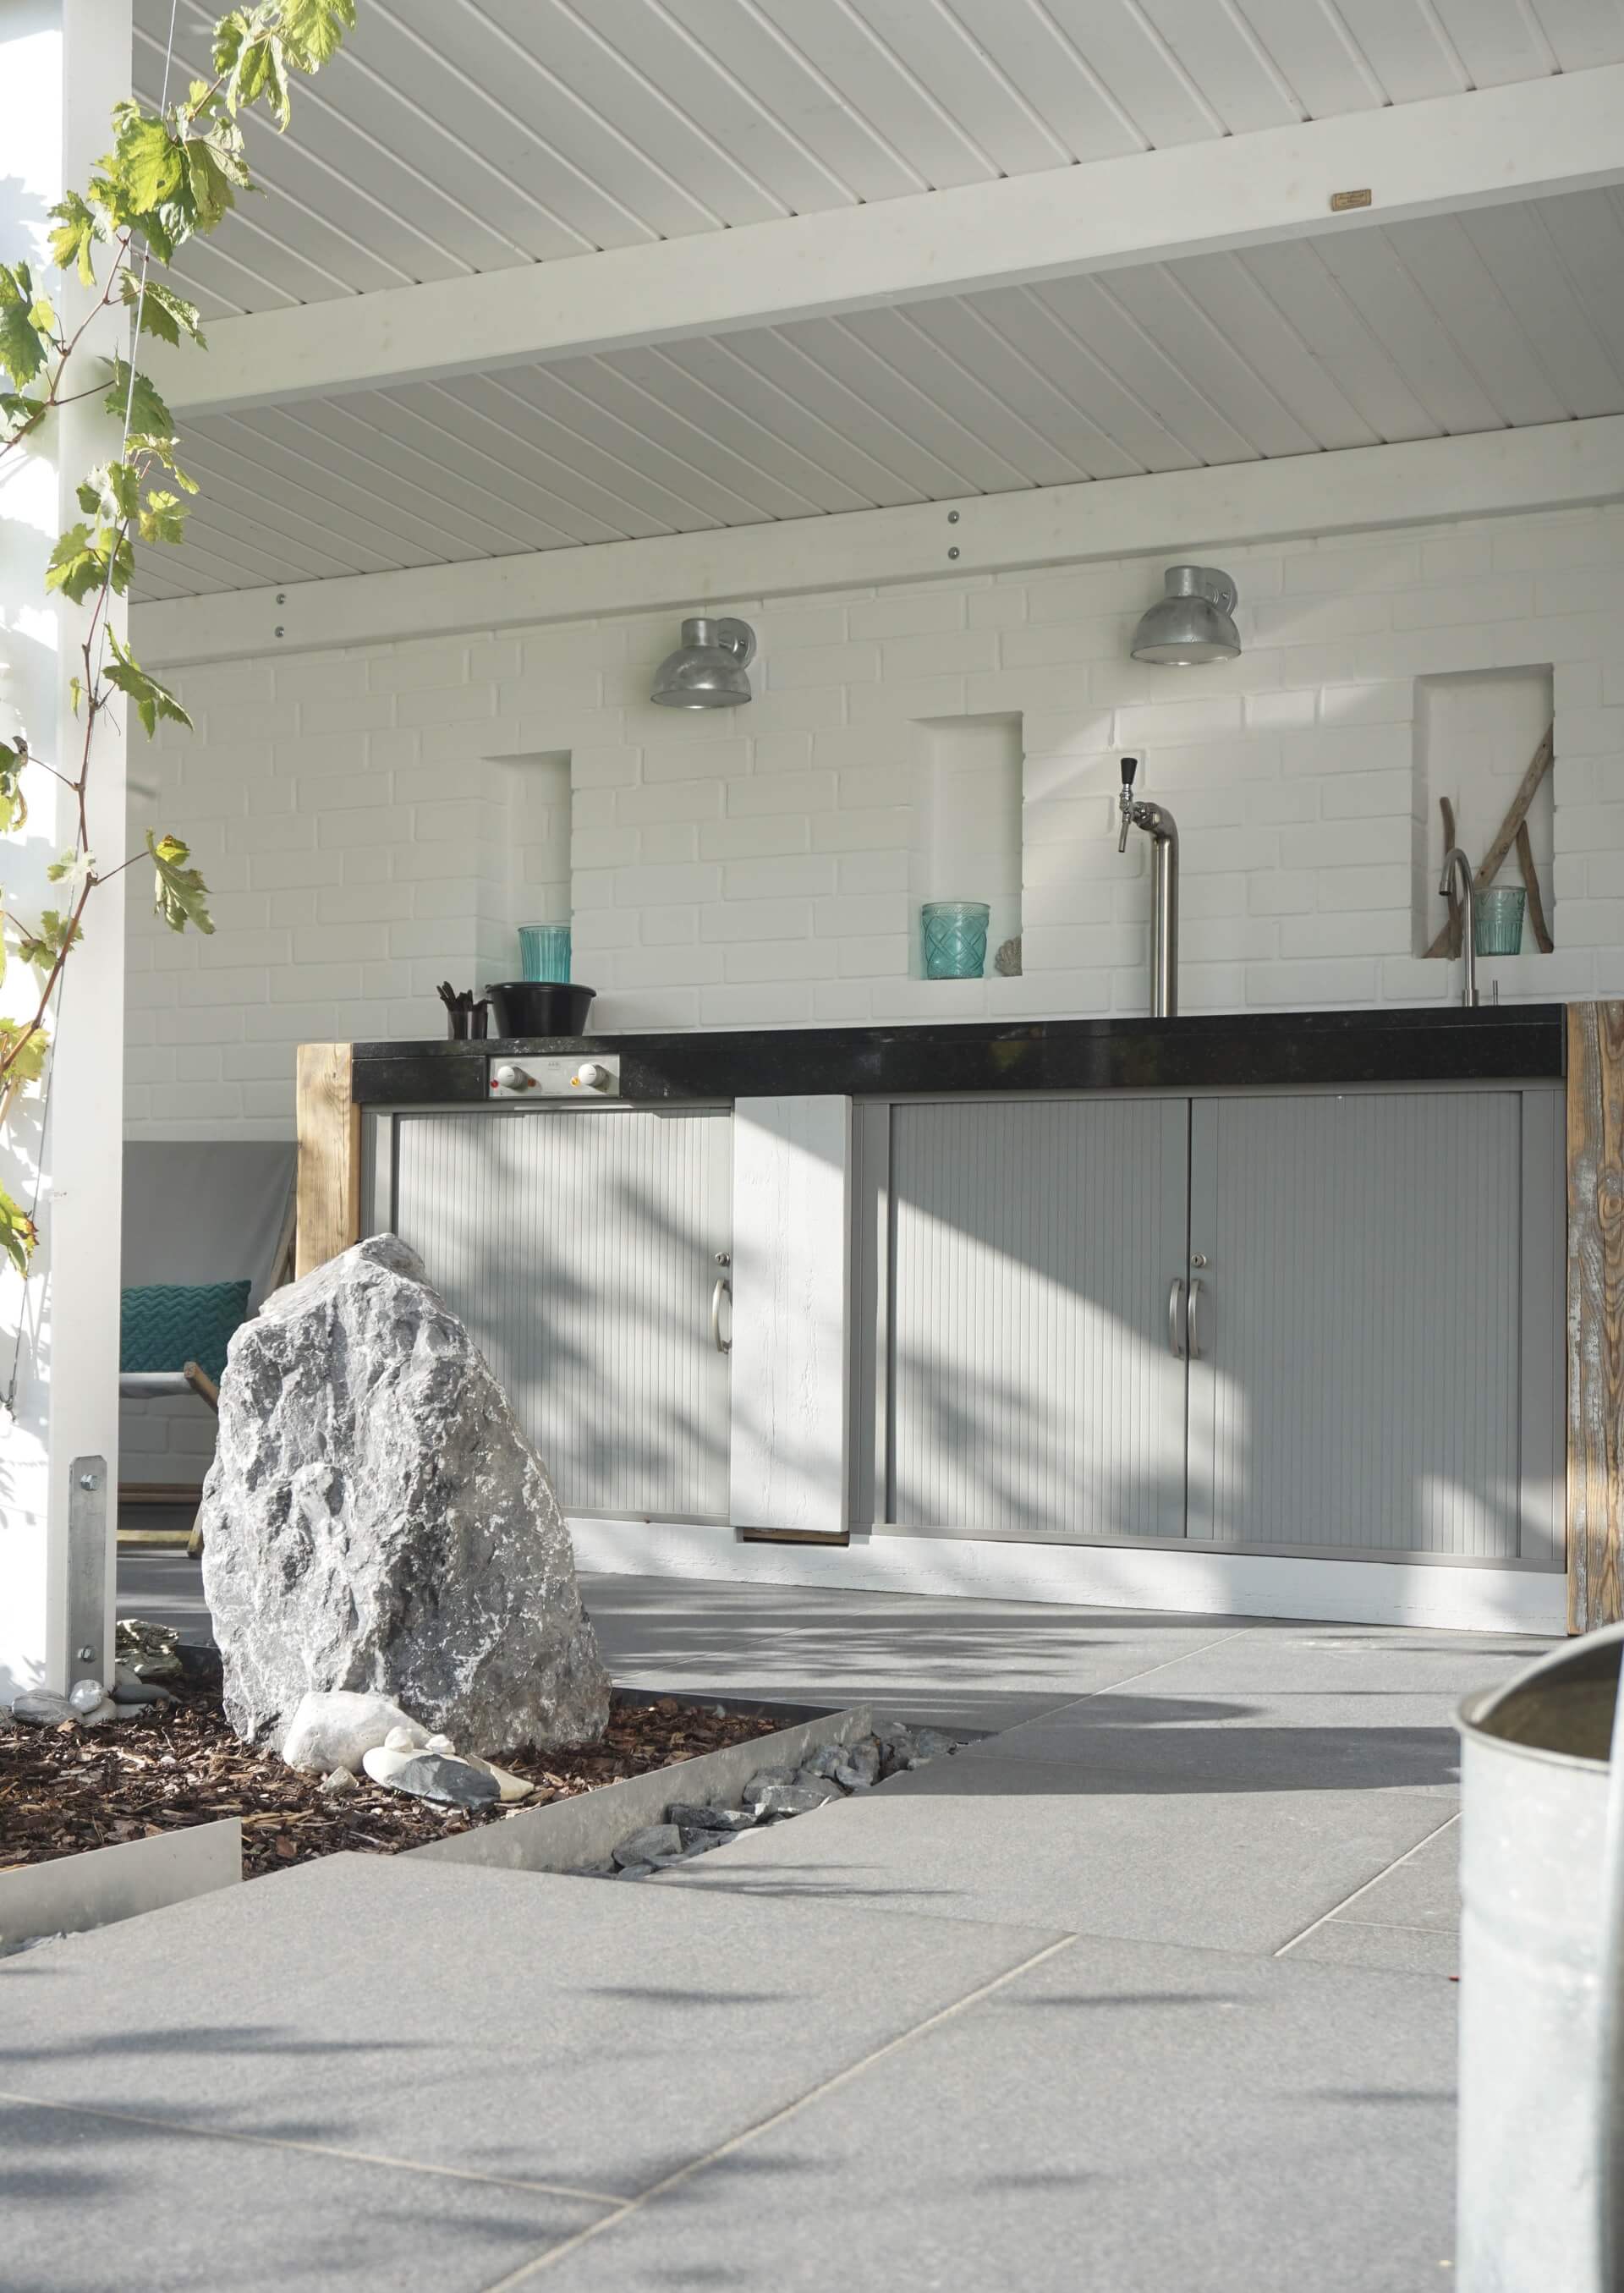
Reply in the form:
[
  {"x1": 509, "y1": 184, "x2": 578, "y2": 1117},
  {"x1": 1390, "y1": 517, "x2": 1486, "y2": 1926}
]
[
  {"x1": 134, "y1": 414, "x2": 1624, "y2": 667},
  {"x1": 154, "y1": 66, "x2": 1624, "y2": 419}
]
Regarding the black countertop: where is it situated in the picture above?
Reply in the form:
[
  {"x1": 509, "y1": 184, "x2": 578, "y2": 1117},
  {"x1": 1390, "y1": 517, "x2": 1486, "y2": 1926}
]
[{"x1": 352, "y1": 1005, "x2": 1566, "y2": 1106}]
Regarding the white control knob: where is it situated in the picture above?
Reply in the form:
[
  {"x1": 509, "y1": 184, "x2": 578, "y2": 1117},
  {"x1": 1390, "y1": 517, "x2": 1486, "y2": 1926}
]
[
  {"x1": 573, "y1": 1061, "x2": 610, "y2": 1092},
  {"x1": 493, "y1": 1062, "x2": 533, "y2": 1091}
]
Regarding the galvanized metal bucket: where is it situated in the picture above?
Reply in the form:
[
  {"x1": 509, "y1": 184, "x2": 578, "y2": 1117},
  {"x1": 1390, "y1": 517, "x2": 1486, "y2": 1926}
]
[{"x1": 1457, "y1": 1624, "x2": 1624, "y2": 2292}]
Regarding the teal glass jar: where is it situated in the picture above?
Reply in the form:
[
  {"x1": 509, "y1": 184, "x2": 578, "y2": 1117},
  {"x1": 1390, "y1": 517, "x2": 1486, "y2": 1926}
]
[
  {"x1": 1474, "y1": 886, "x2": 1525, "y2": 957},
  {"x1": 518, "y1": 924, "x2": 572, "y2": 983},
  {"x1": 922, "y1": 900, "x2": 990, "y2": 980}
]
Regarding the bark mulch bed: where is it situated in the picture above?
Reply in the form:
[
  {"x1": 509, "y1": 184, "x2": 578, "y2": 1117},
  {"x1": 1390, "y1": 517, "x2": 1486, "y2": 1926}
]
[{"x1": 0, "y1": 1689, "x2": 787, "y2": 1879}]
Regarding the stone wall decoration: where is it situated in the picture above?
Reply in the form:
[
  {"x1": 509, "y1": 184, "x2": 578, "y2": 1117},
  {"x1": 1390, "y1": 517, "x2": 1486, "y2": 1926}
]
[{"x1": 199, "y1": 1235, "x2": 610, "y2": 1755}]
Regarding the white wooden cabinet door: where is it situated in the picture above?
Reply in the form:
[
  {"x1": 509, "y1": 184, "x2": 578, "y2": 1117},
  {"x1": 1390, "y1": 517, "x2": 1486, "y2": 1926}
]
[
  {"x1": 392, "y1": 1105, "x2": 732, "y2": 1521},
  {"x1": 1188, "y1": 1092, "x2": 1534, "y2": 1558},
  {"x1": 885, "y1": 1097, "x2": 1190, "y2": 1542}
]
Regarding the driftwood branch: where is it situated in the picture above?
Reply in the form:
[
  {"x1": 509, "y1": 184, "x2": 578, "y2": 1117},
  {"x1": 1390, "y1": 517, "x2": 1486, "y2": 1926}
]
[
  {"x1": 1424, "y1": 723, "x2": 1555, "y2": 959},
  {"x1": 1517, "y1": 820, "x2": 1555, "y2": 952}
]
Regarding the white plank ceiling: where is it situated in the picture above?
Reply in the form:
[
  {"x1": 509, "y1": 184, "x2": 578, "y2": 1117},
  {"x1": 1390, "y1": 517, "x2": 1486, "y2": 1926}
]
[
  {"x1": 138, "y1": 185, "x2": 1624, "y2": 601},
  {"x1": 127, "y1": 0, "x2": 1624, "y2": 598}
]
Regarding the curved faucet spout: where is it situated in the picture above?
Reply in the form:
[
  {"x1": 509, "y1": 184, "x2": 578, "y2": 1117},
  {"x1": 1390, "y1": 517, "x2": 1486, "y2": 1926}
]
[{"x1": 1440, "y1": 846, "x2": 1479, "y2": 1009}]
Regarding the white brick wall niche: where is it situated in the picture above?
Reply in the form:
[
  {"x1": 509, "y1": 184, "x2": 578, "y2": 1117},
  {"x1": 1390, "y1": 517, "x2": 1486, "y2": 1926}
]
[
  {"x1": 911, "y1": 713, "x2": 1023, "y2": 978},
  {"x1": 1413, "y1": 669, "x2": 1555, "y2": 961}
]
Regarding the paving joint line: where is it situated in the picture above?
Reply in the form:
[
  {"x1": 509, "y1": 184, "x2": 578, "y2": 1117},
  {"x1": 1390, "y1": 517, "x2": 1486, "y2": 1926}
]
[
  {"x1": 984, "y1": 1623, "x2": 1262, "y2": 1739},
  {"x1": 1271, "y1": 1810, "x2": 1462, "y2": 1959},
  {"x1": 476, "y1": 1931, "x2": 1080, "y2": 2289},
  {"x1": 0, "y1": 2089, "x2": 623, "y2": 2208}
]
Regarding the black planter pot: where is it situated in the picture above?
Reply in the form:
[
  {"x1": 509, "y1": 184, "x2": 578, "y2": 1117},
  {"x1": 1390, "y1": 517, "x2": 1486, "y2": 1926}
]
[{"x1": 485, "y1": 981, "x2": 597, "y2": 1038}]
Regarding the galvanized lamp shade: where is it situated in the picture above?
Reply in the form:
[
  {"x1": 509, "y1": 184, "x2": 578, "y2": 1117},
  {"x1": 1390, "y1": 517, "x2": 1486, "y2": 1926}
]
[
  {"x1": 1130, "y1": 565, "x2": 1241, "y2": 666},
  {"x1": 650, "y1": 615, "x2": 757, "y2": 708}
]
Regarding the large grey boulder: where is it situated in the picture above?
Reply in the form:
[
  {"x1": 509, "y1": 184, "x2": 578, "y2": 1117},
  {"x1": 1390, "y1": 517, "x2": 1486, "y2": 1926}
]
[{"x1": 199, "y1": 1235, "x2": 610, "y2": 1756}]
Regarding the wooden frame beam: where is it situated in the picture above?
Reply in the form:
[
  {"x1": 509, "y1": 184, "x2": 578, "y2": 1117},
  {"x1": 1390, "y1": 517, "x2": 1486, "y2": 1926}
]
[
  {"x1": 151, "y1": 67, "x2": 1624, "y2": 420},
  {"x1": 135, "y1": 414, "x2": 1624, "y2": 668},
  {"x1": 294, "y1": 1043, "x2": 360, "y2": 1280}
]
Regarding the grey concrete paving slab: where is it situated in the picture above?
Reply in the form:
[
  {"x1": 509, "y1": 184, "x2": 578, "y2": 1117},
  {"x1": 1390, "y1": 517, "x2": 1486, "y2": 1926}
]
[
  {"x1": 658, "y1": 1751, "x2": 1455, "y2": 1953},
  {"x1": 1287, "y1": 1921, "x2": 1459, "y2": 1978},
  {"x1": 1331, "y1": 1819, "x2": 1460, "y2": 1934},
  {"x1": 0, "y1": 1853, "x2": 1061, "y2": 2198},
  {"x1": 0, "y1": 2094, "x2": 607, "y2": 2293},
  {"x1": 1072, "y1": 1620, "x2": 1553, "y2": 1701},
  {"x1": 114, "y1": 1551, "x2": 1264, "y2": 1727},
  {"x1": 973, "y1": 1691, "x2": 1466, "y2": 1796},
  {"x1": 532, "y1": 1577, "x2": 1258, "y2": 1734},
  {"x1": 531, "y1": 1935, "x2": 1456, "y2": 2293}
]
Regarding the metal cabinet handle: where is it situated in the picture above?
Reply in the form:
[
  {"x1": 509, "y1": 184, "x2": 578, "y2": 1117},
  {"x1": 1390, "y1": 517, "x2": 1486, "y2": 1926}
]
[
  {"x1": 1167, "y1": 1277, "x2": 1186, "y2": 1360},
  {"x1": 711, "y1": 1275, "x2": 732, "y2": 1355},
  {"x1": 1187, "y1": 1275, "x2": 1204, "y2": 1361}
]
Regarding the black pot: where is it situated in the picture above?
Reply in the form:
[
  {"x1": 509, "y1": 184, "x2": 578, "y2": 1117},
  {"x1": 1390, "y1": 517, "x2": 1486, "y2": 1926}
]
[{"x1": 485, "y1": 981, "x2": 597, "y2": 1039}]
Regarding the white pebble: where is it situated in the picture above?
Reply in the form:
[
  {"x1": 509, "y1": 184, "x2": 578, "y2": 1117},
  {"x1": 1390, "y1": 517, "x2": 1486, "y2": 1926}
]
[{"x1": 69, "y1": 1678, "x2": 106, "y2": 1714}]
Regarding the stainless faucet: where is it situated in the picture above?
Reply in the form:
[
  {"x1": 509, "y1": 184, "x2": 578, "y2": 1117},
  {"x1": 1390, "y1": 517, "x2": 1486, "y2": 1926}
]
[
  {"x1": 1439, "y1": 845, "x2": 1479, "y2": 1008},
  {"x1": 1117, "y1": 755, "x2": 1180, "y2": 1018}
]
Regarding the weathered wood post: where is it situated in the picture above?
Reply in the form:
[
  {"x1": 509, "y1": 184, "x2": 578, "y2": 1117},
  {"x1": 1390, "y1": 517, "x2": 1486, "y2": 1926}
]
[
  {"x1": 1568, "y1": 1001, "x2": 1624, "y2": 1632},
  {"x1": 294, "y1": 1044, "x2": 361, "y2": 1281}
]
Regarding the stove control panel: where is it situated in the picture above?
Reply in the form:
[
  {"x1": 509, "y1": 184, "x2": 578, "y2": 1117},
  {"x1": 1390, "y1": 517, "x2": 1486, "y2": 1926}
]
[{"x1": 489, "y1": 1052, "x2": 622, "y2": 1100}]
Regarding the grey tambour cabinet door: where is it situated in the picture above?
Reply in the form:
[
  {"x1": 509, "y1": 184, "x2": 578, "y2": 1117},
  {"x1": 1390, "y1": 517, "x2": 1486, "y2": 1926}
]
[
  {"x1": 392, "y1": 1105, "x2": 732, "y2": 1521},
  {"x1": 886, "y1": 1098, "x2": 1189, "y2": 1541},
  {"x1": 1187, "y1": 1093, "x2": 1532, "y2": 1557}
]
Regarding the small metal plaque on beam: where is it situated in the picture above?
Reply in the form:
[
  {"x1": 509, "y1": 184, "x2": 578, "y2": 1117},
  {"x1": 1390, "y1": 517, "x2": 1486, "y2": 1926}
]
[{"x1": 1330, "y1": 188, "x2": 1373, "y2": 211}]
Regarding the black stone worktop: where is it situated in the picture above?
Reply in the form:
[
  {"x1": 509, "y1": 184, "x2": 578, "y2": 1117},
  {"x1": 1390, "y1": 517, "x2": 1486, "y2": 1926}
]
[{"x1": 351, "y1": 1004, "x2": 1566, "y2": 1107}]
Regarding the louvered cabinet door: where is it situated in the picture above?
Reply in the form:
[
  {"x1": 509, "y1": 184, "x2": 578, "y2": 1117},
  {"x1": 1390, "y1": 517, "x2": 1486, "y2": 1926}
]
[
  {"x1": 1188, "y1": 1092, "x2": 1530, "y2": 1559},
  {"x1": 392, "y1": 1105, "x2": 732, "y2": 1521},
  {"x1": 886, "y1": 1097, "x2": 1190, "y2": 1542}
]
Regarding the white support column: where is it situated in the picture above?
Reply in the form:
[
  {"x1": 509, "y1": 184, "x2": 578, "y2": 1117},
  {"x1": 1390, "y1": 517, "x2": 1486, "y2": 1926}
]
[
  {"x1": 730, "y1": 1095, "x2": 853, "y2": 1543},
  {"x1": 1, "y1": 0, "x2": 131, "y2": 1702}
]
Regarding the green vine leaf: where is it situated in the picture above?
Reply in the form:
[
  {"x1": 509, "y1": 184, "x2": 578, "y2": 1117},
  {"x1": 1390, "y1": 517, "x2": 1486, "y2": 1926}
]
[
  {"x1": 138, "y1": 488, "x2": 190, "y2": 548},
  {"x1": 15, "y1": 907, "x2": 83, "y2": 979},
  {"x1": 122, "y1": 271, "x2": 205, "y2": 348},
  {"x1": 108, "y1": 632, "x2": 194, "y2": 739},
  {"x1": 0, "y1": 736, "x2": 27, "y2": 834},
  {"x1": 45, "y1": 523, "x2": 103, "y2": 604},
  {"x1": 103, "y1": 356, "x2": 173, "y2": 440},
  {"x1": 0, "y1": 1184, "x2": 40, "y2": 1280},
  {"x1": 46, "y1": 848, "x2": 96, "y2": 897},
  {"x1": 109, "y1": 102, "x2": 186, "y2": 212},
  {"x1": 0, "y1": 263, "x2": 50, "y2": 387},
  {"x1": 0, "y1": 1021, "x2": 48, "y2": 1089},
  {"x1": 0, "y1": 388, "x2": 39, "y2": 446},
  {"x1": 77, "y1": 457, "x2": 140, "y2": 524},
  {"x1": 281, "y1": 0, "x2": 356, "y2": 69},
  {"x1": 217, "y1": 10, "x2": 293, "y2": 127},
  {"x1": 45, "y1": 518, "x2": 133, "y2": 603},
  {"x1": 47, "y1": 190, "x2": 102, "y2": 285},
  {"x1": 127, "y1": 433, "x2": 198, "y2": 491},
  {"x1": 148, "y1": 830, "x2": 214, "y2": 935}
]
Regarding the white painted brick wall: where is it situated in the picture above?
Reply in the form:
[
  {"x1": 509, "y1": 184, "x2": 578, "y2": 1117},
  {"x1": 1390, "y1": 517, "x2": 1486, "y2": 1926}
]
[{"x1": 126, "y1": 506, "x2": 1624, "y2": 1138}]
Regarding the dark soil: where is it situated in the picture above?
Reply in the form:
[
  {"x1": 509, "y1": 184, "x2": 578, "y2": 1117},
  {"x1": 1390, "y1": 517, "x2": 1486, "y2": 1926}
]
[{"x1": 0, "y1": 1691, "x2": 787, "y2": 1879}]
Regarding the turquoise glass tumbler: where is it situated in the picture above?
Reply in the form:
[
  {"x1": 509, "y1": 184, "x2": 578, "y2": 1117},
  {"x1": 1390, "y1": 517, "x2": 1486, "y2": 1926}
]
[
  {"x1": 922, "y1": 900, "x2": 990, "y2": 980},
  {"x1": 518, "y1": 924, "x2": 572, "y2": 982},
  {"x1": 1474, "y1": 886, "x2": 1525, "y2": 957}
]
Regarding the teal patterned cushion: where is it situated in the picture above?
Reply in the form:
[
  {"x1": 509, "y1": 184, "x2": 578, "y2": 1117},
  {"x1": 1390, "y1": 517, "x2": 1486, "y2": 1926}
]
[{"x1": 120, "y1": 1281, "x2": 250, "y2": 1381}]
